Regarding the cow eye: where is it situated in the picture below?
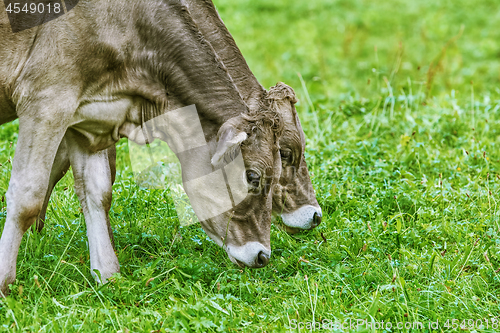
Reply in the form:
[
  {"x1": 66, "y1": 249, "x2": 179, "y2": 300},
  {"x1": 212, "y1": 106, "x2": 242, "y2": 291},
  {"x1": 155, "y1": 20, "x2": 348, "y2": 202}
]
[
  {"x1": 280, "y1": 149, "x2": 293, "y2": 163},
  {"x1": 246, "y1": 170, "x2": 260, "y2": 188}
]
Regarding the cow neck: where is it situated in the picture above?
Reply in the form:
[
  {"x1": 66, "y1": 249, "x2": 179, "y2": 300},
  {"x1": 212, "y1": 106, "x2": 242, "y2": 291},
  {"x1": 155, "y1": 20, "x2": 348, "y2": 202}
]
[
  {"x1": 132, "y1": 1, "x2": 249, "y2": 143},
  {"x1": 186, "y1": 0, "x2": 266, "y2": 113}
]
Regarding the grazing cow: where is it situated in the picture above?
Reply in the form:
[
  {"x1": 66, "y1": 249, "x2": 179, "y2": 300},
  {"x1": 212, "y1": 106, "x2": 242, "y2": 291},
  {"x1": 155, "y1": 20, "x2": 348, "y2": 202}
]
[
  {"x1": 0, "y1": 0, "x2": 284, "y2": 295},
  {"x1": 35, "y1": 0, "x2": 323, "y2": 240}
]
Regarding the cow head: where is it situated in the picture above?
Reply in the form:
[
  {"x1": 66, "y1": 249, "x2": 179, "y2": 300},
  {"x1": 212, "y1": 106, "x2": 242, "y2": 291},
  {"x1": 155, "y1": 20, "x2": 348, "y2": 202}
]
[
  {"x1": 264, "y1": 83, "x2": 322, "y2": 233},
  {"x1": 126, "y1": 98, "x2": 283, "y2": 268},
  {"x1": 180, "y1": 108, "x2": 283, "y2": 268}
]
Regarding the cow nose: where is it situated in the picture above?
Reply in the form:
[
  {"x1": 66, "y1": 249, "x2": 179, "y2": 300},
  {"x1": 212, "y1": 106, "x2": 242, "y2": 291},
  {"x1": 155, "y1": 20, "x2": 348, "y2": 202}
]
[
  {"x1": 311, "y1": 212, "x2": 322, "y2": 228},
  {"x1": 255, "y1": 251, "x2": 270, "y2": 268}
]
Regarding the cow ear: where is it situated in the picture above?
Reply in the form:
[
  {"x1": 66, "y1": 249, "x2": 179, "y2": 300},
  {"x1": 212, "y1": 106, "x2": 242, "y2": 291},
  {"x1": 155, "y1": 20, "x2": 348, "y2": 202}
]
[{"x1": 211, "y1": 126, "x2": 247, "y2": 167}]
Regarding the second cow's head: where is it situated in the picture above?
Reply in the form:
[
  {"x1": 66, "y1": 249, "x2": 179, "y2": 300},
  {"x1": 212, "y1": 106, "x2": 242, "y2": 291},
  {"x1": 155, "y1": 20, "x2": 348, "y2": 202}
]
[{"x1": 264, "y1": 83, "x2": 323, "y2": 234}]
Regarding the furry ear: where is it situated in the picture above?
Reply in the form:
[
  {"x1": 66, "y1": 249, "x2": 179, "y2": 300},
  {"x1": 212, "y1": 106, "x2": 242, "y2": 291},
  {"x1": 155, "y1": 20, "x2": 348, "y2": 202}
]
[{"x1": 211, "y1": 125, "x2": 247, "y2": 167}]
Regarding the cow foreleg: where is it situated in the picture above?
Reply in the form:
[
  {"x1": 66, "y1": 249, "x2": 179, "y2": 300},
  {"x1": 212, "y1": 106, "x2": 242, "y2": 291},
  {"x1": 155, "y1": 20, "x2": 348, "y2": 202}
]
[
  {"x1": 36, "y1": 138, "x2": 71, "y2": 232},
  {"x1": 66, "y1": 130, "x2": 120, "y2": 284},
  {"x1": 34, "y1": 139, "x2": 117, "y2": 246},
  {"x1": 0, "y1": 113, "x2": 70, "y2": 296}
]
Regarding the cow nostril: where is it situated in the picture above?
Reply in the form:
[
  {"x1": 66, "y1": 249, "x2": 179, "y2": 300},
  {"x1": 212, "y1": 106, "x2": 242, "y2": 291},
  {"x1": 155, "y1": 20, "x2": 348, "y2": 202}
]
[
  {"x1": 255, "y1": 251, "x2": 270, "y2": 268},
  {"x1": 311, "y1": 212, "x2": 322, "y2": 228}
]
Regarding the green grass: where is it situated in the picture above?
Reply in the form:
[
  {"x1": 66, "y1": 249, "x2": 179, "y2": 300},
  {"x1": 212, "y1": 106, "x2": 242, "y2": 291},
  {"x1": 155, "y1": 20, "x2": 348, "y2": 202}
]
[{"x1": 1, "y1": 0, "x2": 500, "y2": 331}]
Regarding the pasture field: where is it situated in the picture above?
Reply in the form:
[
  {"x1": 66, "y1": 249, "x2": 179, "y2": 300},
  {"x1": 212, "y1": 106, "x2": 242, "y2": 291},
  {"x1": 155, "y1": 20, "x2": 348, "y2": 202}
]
[{"x1": 1, "y1": 0, "x2": 500, "y2": 331}]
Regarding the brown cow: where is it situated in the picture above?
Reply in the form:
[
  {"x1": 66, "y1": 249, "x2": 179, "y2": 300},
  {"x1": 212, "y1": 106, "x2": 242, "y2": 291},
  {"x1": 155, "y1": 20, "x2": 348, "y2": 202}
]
[
  {"x1": 35, "y1": 0, "x2": 322, "y2": 240},
  {"x1": 0, "y1": 0, "x2": 284, "y2": 295}
]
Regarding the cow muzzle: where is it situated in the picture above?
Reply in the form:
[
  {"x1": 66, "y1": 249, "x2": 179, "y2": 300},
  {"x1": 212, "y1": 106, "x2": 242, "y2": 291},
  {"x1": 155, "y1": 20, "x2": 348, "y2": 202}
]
[
  {"x1": 225, "y1": 242, "x2": 271, "y2": 268},
  {"x1": 281, "y1": 205, "x2": 322, "y2": 230}
]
